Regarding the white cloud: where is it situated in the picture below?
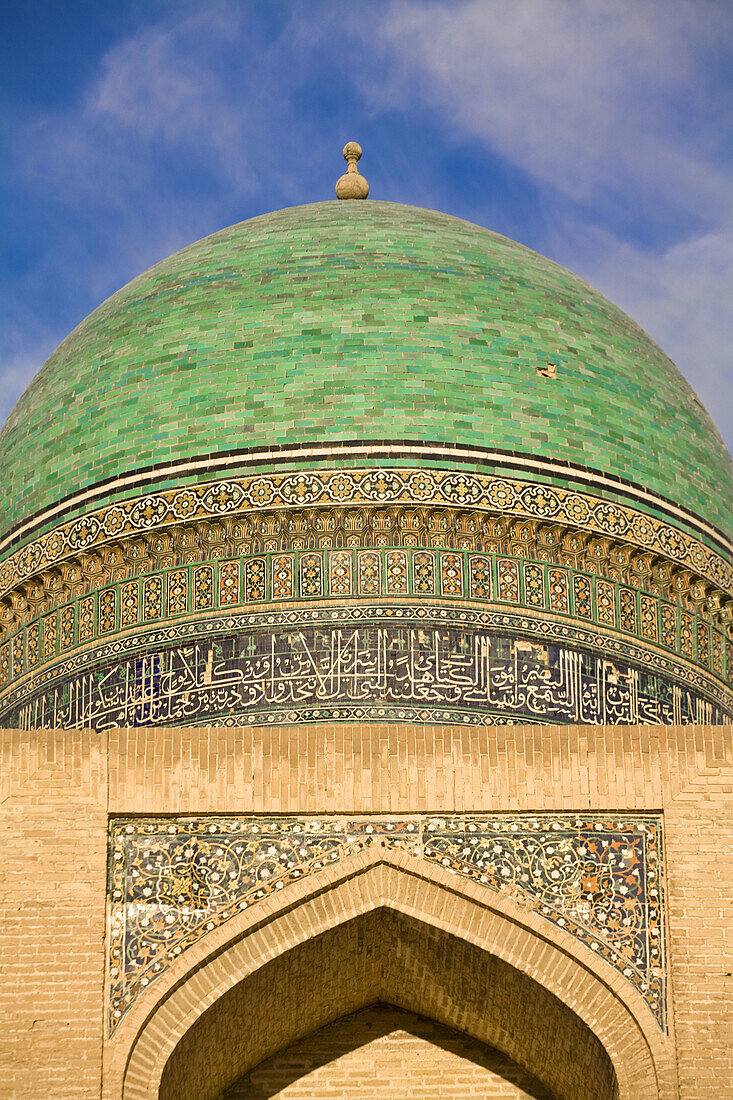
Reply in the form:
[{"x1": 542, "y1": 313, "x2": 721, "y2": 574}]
[
  {"x1": 357, "y1": 0, "x2": 732, "y2": 216},
  {"x1": 2, "y1": 3, "x2": 337, "y2": 417},
  {"x1": 559, "y1": 220, "x2": 733, "y2": 446},
  {"x1": 350, "y1": 0, "x2": 733, "y2": 448},
  {"x1": 17, "y1": 5, "x2": 259, "y2": 205}
]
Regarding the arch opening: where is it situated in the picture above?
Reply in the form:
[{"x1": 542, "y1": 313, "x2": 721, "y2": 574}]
[
  {"x1": 159, "y1": 908, "x2": 618, "y2": 1100},
  {"x1": 222, "y1": 1003, "x2": 559, "y2": 1099}
]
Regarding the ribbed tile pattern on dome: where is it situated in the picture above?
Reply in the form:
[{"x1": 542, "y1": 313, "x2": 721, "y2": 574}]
[{"x1": 2, "y1": 201, "x2": 732, "y2": 552}]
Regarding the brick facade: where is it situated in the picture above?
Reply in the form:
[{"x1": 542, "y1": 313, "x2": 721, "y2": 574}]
[
  {"x1": 1, "y1": 722, "x2": 731, "y2": 1098},
  {"x1": 222, "y1": 1005, "x2": 558, "y2": 1098}
]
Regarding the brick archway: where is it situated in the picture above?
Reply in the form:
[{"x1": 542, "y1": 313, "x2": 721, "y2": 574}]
[
  {"x1": 108, "y1": 848, "x2": 675, "y2": 1100},
  {"x1": 222, "y1": 1003, "x2": 562, "y2": 1098}
]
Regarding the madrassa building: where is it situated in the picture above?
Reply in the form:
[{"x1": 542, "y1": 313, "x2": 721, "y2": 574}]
[{"x1": 1, "y1": 144, "x2": 731, "y2": 1099}]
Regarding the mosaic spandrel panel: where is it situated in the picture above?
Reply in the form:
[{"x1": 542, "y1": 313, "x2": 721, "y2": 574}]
[
  {"x1": 107, "y1": 813, "x2": 666, "y2": 1035},
  {"x1": 10, "y1": 611, "x2": 730, "y2": 730}
]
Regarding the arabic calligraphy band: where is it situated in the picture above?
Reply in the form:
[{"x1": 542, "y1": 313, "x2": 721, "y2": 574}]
[{"x1": 12, "y1": 621, "x2": 728, "y2": 730}]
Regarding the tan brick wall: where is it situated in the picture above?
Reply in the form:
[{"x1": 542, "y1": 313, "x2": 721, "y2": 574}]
[
  {"x1": 222, "y1": 1004, "x2": 556, "y2": 1099},
  {"x1": 0, "y1": 728, "x2": 108, "y2": 1100},
  {"x1": 0, "y1": 722, "x2": 731, "y2": 1099},
  {"x1": 105, "y1": 723, "x2": 725, "y2": 815},
  {"x1": 665, "y1": 784, "x2": 733, "y2": 1097},
  {"x1": 158, "y1": 905, "x2": 618, "y2": 1100}
]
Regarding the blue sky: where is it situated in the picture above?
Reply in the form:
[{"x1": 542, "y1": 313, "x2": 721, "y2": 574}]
[{"x1": 2, "y1": 0, "x2": 732, "y2": 449}]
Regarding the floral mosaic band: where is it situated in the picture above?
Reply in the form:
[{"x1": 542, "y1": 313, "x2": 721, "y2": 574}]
[
  {"x1": 3, "y1": 467, "x2": 732, "y2": 600},
  {"x1": 107, "y1": 814, "x2": 667, "y2": 1036}
]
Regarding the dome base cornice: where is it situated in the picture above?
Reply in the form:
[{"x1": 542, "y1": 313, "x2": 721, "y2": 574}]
[
  {"x1": 2, "y1": 440, "x2": 731, "y2": 563},
  {"x1": 1, "y1": 463, "x2": 731, "y2": 604}
]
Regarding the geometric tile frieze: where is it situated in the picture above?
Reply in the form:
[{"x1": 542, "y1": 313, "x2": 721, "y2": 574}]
[
  {"x1": 107, "y1": 814, "x2": 667, "y2": 1035},
  {"x1": 3, "y1": 549, "x2": 730, "y2": 702}
]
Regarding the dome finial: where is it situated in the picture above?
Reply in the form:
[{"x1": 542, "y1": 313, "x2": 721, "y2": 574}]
[{"x1": 335, "y1": 141, "x2": 369, "y2": 199}]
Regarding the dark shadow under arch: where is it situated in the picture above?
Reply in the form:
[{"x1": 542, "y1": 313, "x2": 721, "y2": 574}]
[
  {"x1": 160, "y1": 908, "x2": 618, "y2": 1100},
  {"x1": 223, "y1": 1003, "x2": 558, "y2": 1099}
]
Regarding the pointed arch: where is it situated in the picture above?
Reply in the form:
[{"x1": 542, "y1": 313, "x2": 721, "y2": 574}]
[
  {"x1": 223, "y1": 1003, "x2": 560, "y2": 1099},
  {"x1": 106, "y1": 847, "x2": 676, "y2": 1100}
]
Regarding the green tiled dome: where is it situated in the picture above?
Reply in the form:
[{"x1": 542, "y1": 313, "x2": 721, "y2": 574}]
[{"x1": 3, "y1": 201, "x2": 732, "y2": 548}]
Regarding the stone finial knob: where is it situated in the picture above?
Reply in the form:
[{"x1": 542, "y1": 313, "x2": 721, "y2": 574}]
[{"x1": 335, "y1": 141, "x2": 369, "y2": 200}]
